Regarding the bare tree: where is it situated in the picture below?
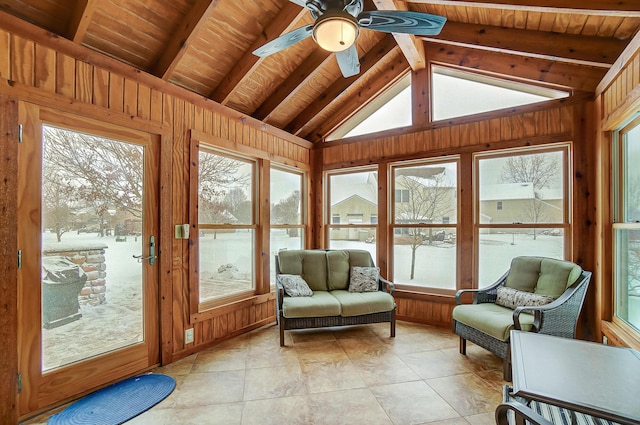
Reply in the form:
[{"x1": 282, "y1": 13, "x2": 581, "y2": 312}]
[
  {"x1": 500, "y1": 153, "x2": 561, "y2": 237},
  {"x1": 42, "y1": 165, "x2": 75, "y2": 242},
  {"x1": 198, "y1": 151, "x2": 251, "y2": 224},
  {"x1": 43, "y1": 126, "x2": 144, "y2": 239},
  {"x1": 396, "y1": 172, "x2": 455, "y2": 280},
  {"x1": 500, "y1": 153, "x2": 558, "y2": 189}
]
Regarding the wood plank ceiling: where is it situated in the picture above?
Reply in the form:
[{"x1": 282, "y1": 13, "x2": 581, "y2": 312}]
[{"x1": 1, "y1": 0, "x2": 638, "y2": 142}]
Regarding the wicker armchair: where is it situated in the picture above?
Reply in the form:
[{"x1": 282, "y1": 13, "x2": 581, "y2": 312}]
[{"x1": 452, "y1": 256, "x2": 591, "y2": 381}]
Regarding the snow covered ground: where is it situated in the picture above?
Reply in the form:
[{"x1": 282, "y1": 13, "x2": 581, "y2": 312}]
[{"x1": 40, "y1": 230, "x2": 639, "y2": 370}]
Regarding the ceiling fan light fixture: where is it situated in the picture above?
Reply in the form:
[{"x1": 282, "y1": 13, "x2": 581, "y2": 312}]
[{"x1": 313, "y1": 13, "x2": 359, "y2": 52}]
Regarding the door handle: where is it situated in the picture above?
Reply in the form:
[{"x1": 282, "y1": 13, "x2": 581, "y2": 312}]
[{"x1": 133, "y1": 235, "x2": 157, "y2": 265}]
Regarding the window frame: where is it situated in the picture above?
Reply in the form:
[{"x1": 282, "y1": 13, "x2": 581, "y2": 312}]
[
  {"x1": 269, "y1": 165, "x2": 306, "y2": 285},
  {"x1": 325, "y1": 166, "x2": 378, "y2": 253},
  {"x1": 190, "y1": 141, "x2": 259, "y2": 312},
  {"x1": 389, "y1": 156, "x2": 460, "y2": 293},
  {"x1": 473, "y1": 144, "x2": 572, "y2": 287},
  {"x1": 612, "y1": 114, "x2": 640, "y2": 335}
]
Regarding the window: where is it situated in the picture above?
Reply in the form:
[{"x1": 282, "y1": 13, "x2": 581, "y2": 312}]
[
  {"x1": 327, "y1": 168, "x2": 377, "y2": 258},
  {"x1": 613, "y1": 115, "x2": 640, "y2": 333},
  {"x1": 197, "y1": 147, "x2": 256, "y2": 305},
  {"x1": 391, "y1": 158, "x2": 458, "y2": 289},
  {"x1": 432, "y1": 66, "x2": 568, "y2": 121},
  {"x1": 327, "y1": 74, "x2": 411, "y2": 140},
  {"x1": 270, "y1": 167, "x2": 305, "y2": 285},
  {"x1": 395, "y1": 189, "x2": 410, "y2": 203},
  {"x1": 475, "y1": 146, "x2": 569, "y2": 286}
]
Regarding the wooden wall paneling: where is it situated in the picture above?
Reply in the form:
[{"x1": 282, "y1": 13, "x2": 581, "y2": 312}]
[
  {"x1": 93, "y1": 68, "x2": 110, "y2": 109},
  {"x1": 10, "y1": 35, "x2": 33, "y2": 86},
  {"x1": 34, "y1": 45, "x2": 55, "y2": 92},
  {"x1": 0, "y1": 29, "x2": 9, "y2": 79},
  {"x1": 150, "y1": 89, "x2": 163, "y2": 124},
  {"x1": 0, "y1": 94, "x2": 18, "y2": 425},
  {"x1": 459, "y1": 152, "x2": 474, "y2": 290},
  {"x1": 310, "y1": 147, "x2": 324, "y2": 248},
  {"x1": 159, "y1": 129, "x2": 174, "y2": 365},
  {"x1": 108, "y1": 73, "x2": 124, "y2": 113},
  {"x1": 55, "y1": 53, "x2": 74, "y2": 98},
  {"x1": 172, "y1": 98, "x2": 186, "y2": 350},
  {"x1": 572, "y1": 100, "x2": 597, "y2": 340},
  {"x1": 75, "y1": 60, "x2": 93, "y2": 104},
  {"x1": 137, "y1": 84, "x2": 151, "y2": 121},
  {"x1": 123, "y1": 78, "x2": 137, "y2": 117},
  {"x1": 377, "y1": 163, "x2": 389, "y2": 278},
  {"x1": 259, "y1": 159, "x2": 270, "y2": 294}
]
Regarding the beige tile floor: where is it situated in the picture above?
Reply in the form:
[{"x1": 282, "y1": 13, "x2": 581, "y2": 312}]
[{"x1": 26, "y1": 321, "x2": 507, "y2": 425}]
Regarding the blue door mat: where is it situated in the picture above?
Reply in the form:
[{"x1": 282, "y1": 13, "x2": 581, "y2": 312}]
[{"x1": 48, "y1": 373, "x2": 176, "y2": 425}]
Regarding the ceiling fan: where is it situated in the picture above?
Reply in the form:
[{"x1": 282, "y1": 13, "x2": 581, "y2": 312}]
[{"x1": 253, "y1": 0, "x2": 447, "y2": 78}]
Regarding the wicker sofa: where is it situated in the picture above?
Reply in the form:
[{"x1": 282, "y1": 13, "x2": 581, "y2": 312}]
[
  {"x1": 275, "y1": 249, "x2": 396, "y2": 346},
  {"x1": 452, "y1": 256, "x2": 591, "y2": 381}
]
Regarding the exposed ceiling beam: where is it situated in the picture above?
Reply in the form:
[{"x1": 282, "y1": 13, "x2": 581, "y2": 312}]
[
  {"x1": 423, "y1": 21, "x2": 627, "y2": 67},
  {"x1": 66, "y1": 0, "x2": 99, "y2": 43},
  {"x1": 151, "y1": 0, "x2": 221, "y2": 80},
  {"x1": 373, "y1": 0, "x2": 426, "y2": 70},
  {"x1": 406, "y1": 0, "x2": 640, "y2": 16},
  {"x1": 425, "y1": 43, "x2": 607, "y2": 92},
  {"x1": 307, "y1": 53, "x2": 409, "y2": 142},
  {"x1": 253, "y1": 48, "x2": 334, "y2": 122},
  {"x1": 286, "y1": 34, "x2": 399, "y2": 136},
  {"x1": 211, "y1": 2, "x2": 308, "y2": 105}
]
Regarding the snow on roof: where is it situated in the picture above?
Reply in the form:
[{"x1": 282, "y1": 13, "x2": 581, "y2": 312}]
[
  {"x1": 535, "y1": 188, "x2": 563, "y2": 201},
  {"x1": 481, "y1": 182, "x2": 535, "y2": 201},
  {"x1": 331, "y1": 172, "x2": 378, "y2": 206}
]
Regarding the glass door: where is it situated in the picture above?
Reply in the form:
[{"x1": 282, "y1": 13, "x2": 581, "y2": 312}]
[{"x1": 17, "y1": 104, "x2": 160, "y2": 416}]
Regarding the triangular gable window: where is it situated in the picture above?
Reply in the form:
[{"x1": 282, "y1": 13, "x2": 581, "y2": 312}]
[
  {"x1": 327, "y1": 74, "x2": 411, "y2": 141},
  {"x1": 432, "y1": 66, "x2": 568, "y2": 121}
]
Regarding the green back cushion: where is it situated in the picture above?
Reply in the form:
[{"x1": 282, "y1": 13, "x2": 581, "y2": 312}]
[
  {"x1": 277, "y1": 250, "x2": 328, "y2": 291},
  {"x1": 326, "y1": 249, "x2": 374, "y2": 290},
  {"x1": 505, "y1": 256, "x2": 542, "y2": 292},
  {"x1": 536, "y1": 258, "x2": 582, "y2": 297}
]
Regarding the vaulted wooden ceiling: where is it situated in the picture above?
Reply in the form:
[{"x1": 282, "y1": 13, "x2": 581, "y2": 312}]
[{"x1": 1, "y1": 0, "x2": 638, "y2": 143}]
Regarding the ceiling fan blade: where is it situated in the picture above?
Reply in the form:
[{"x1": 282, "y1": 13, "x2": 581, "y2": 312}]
[
  {"x1": 357, "y1": 11, "x2": 446, "y2": 36},
  {"x1": 288, "y1": 0, "x2": 308, "y2": 7},
  {"x1": 253, "y1": 25, "x2": 314, "y2": 57},
  {"x1": 335, "y1": 44, "x2": 360, "y2": 78}
]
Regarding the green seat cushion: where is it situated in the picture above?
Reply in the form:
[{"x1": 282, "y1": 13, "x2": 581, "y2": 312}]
[
  {"x1": 330, "y1": 290, "x2": 394, "y2": 317},
  {"x1": 326, "y1": 250, "x2": 375, "y2": 290},
  {"x1": 278, "y1": 250, "x2": 328, "y2": 291},
  {"x1": 505, "y1": 256, "x2": 543, "y2": 292},
  {"x1": 282, "y1": 291, "x2": 341, "y2": 318},
  {"x1": 452, "y1": 303, "x2": 534, "y2": 341},
  {"x1": 536, "y1": 258, "x2": 582, "y2": 298}
]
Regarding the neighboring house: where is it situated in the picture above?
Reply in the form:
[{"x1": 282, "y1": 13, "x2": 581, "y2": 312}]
[
  {"x1": 480, "y1": 182, "x2": 562, "y2": 231},
  {"x1": 330, "y1": 173, "x2": 378, "y2": 240}
]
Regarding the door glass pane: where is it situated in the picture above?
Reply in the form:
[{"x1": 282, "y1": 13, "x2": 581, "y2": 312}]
[
  {"x1": 478, "y1": 152, "x2": 564, "y2": 224},
  {"x1": 42, "y1": 125, "x2": 144, "y2": 371},
  {"x1": 478, "y1": 228, "x2": 564, "y2": 286},
  {"x1": 393, "y1": 227, "x2": 456, "y2": 289}
]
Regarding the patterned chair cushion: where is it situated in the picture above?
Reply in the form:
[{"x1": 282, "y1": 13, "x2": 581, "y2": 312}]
[
  {"x1": 349, "y1": 266, "x2": 380, "y2": 292},
  {"x1": 495, "y1": 286, "x2": 556, "y2": 310},
  {"x1": 278, "y1": 274, "x2": 313, "y2": 297}
]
